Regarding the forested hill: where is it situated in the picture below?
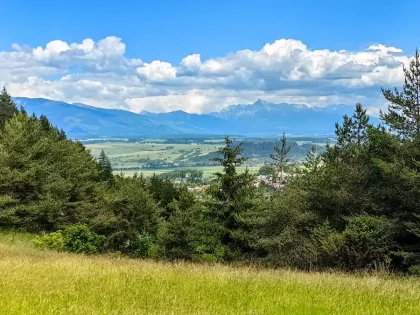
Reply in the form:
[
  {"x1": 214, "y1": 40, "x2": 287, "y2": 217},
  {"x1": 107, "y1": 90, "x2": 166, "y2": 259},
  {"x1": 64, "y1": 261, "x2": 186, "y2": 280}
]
[
  {"x1": 13, "y1": 97, "x2": 379, "y2": 138},
  {"x1": 1, "y1": 49, "x2": 420, "y2": 275}
]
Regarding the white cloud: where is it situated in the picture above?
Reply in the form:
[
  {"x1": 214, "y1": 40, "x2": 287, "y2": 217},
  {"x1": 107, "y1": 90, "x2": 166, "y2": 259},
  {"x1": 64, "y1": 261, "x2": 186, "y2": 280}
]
[
  {"x1": 0, "y1": 36, "x2": 414, "y2": 114},
  {"x1": 136, "y1": 61, "x2": 177, "y2": 82}
]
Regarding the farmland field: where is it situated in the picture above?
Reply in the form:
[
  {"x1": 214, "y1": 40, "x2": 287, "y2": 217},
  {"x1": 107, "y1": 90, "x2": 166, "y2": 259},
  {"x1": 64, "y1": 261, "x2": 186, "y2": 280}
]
[
  {"x1": 0, "y1": 231, "x2": 419, "y2": 315},
  {"x1": 86, "y1": 142, "x2": 221, "y2": 167},
  {"x1": 85, "y1": 141, "x2": 261, "y2": 178},
  {"x1": 84, "y1": 138, "x2": 332, "y2": 178},
  {"x1": 118, "y1": 166, "x2": 261, "y2": 178}
]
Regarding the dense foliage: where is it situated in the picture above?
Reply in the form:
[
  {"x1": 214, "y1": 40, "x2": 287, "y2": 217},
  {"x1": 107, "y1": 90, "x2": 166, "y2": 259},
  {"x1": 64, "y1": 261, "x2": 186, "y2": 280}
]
[{"x1": 1, "y1": 51, "x2": 420, "y2": 273}]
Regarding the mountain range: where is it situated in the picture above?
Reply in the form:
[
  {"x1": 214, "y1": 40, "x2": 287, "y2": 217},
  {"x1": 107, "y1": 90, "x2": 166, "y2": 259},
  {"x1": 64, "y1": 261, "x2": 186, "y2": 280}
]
[{"x1": 13, "y1": 97, "x2": 378, "y2": 139}]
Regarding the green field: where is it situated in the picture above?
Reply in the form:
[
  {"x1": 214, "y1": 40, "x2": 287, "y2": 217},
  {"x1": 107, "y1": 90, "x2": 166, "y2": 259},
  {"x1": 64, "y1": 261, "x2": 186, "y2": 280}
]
[
  {"x1": 85, "y1": 142, "x2": 261, "y2": 178},
  {"x1": 86, "y1": 141, "x2": 222, "y2": 169},
  {"x1": 118, "y1": 166, "x2": 261, "y2": 178},
  {"x1": 0, "y1": 232, "x2": 419, "y2": 314}
]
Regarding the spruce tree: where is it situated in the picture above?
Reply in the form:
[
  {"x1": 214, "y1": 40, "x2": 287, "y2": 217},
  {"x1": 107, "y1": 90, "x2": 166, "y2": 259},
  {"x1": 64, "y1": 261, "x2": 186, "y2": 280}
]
[
  {"x1": 270, "y1": 132, "x2": 290, "y2": 183},
  {"x1": 208, "y1": 137, "x2": 259, "y2": 259},
  {"x1": 98, "y1": 150, "x2": 114, "y2": 184},
  {"x1": 304, "y1": 144, "x2": 322, "y2": 172},
  {"x1": 0, "y1": 87, "x2": 18, "y2": 130},
  {"x1": 381, "y1": 49, "x2": 420, "y2": 140}
]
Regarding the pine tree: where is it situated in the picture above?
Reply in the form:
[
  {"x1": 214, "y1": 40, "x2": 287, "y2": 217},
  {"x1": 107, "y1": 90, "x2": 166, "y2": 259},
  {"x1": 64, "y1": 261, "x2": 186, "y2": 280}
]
[
  {"x1": 270, "y1": 132, "x2": 290, "y2": 183},
  {"x1": 352, "y1": 103, "x2": 370, "y2": 147},
  {"x1": 381, "y1": 49, "x2": 420, "y2": 140},
  {"x1": 335, "y1": 103, "x2": 370, "y2": 148},
  {"x1": 0, "y1": 87, "x2": 18, "y2": 130},
  {"x1": 98, "y1": 150, "x2": 114, "y2": 184}
]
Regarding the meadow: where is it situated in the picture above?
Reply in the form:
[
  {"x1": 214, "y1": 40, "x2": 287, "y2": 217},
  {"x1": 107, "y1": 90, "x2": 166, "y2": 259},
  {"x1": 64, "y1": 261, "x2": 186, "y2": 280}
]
[
  {"x1": 85, "y1": 141, "x2": 261, "y2": 178},
  {"x1": 86, "y1": 142, "x2": 221, "y2": 167},
  {"x1": 0, "y1": 231, "x2": 419, "y2": 315},
  {"x1": 118, "y1": 165, "x2": 261, "y2": 178}
]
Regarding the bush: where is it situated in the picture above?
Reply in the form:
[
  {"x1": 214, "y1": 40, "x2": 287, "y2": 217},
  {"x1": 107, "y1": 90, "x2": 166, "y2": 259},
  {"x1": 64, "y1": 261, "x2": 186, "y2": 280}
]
[
  {"x1": 62, "y1": 224, "x2": 105, "y2": 254},
  {"x1": 342, "y1": 215, "x2": 394, "y2": 270},
  {"x1": 309, "y1": 222, "x2": 344, "y2": 269},
  {"x1": 133, "y1": 234, "x2": 155, "y2": 258},
  {"x1": 33, "y1": 231, "x2": 64, "y2": 251},
  {"x1": 408, "y1": 265, "x2": 420, "y2": 275}
]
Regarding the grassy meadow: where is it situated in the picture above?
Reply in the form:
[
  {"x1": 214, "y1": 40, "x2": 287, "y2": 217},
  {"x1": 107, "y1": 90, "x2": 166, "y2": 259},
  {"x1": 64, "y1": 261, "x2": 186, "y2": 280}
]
[
  {"x1": 118, "y1": 165, "x2": 261, "y2": 178},
  {"x1": 85, "y1": 141, "x2": 261, "y2": 178},
  {"x1": 1, "y1": 231, "x2": 419, "y2": 315},
  {"x1": 85, "y1": 141, "x2": 220, "y2": 169}
]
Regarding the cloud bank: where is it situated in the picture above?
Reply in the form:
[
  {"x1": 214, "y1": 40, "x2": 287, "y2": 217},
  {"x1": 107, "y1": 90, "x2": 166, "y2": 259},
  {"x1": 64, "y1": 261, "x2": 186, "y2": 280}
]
[{"x1": 0, "y1": 36, "x2": 411, "y2": 113}]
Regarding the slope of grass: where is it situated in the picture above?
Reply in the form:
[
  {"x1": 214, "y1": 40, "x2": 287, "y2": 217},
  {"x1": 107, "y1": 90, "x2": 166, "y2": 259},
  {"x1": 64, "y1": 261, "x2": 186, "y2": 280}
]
[{"x1": 0, "y1": 232, "x2": 419, "y2": 314}]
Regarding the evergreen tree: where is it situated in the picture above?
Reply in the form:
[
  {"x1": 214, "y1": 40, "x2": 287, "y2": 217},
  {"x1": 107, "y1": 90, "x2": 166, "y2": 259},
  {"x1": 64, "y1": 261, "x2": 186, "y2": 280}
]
[
  {"x1": 97, "y1": 150, "x2": 114, "y2": 184},
  {"x1": 0, "y1": 87, "x2": 18, "y2": 130},
  {"x1": 270, "y1": 132, "x2": 290, "y2": 183},
  {"x1": 381, "y1": 49, "x2": 420, "y2": 139},
  {"x1": 303, "y1": 144, "x2": 322, "y2": 172},
  {"x1": 208, "y1": 136, "x2": 260, "y2": 259},
  {"x1": 148, "y1": 174, "x2": 180, "y2": 218},
  {"x1": 98, "y1": 175, "x2": 161, "y2": 253},
  {"x1": 159, "y1": 187, "x2": 225, "y2": 262},
  {"x1": 335, "y1": 103, "x2": 370, "y2": 148},
  {"x1": 0, "y1": 111, "x2": 101, "y2": 231},
  {"x1": 352, "y1": 103, "x2": 370, "y2": 147}
]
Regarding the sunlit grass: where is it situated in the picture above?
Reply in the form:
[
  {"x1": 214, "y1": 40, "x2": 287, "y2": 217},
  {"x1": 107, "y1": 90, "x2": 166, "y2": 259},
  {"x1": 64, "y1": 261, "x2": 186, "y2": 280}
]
[{"x1": 0, "y1": 231, "x2": 419, "y2": 314}]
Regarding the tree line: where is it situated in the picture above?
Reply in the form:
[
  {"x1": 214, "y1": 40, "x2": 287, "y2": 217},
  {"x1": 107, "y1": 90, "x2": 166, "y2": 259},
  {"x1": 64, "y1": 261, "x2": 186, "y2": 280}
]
[{"x1": 1, "y1": 50, "x2": 420, "y2": 273}]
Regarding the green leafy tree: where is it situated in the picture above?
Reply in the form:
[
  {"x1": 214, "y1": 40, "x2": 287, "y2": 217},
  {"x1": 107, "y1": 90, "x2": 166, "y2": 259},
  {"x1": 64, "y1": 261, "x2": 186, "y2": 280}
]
[
  {"x1": 0, "y1": 87, "x2": 18, "y2": 130},
  {"x1": 381, "y1": 49, "x2": 420, "y2": 139}
]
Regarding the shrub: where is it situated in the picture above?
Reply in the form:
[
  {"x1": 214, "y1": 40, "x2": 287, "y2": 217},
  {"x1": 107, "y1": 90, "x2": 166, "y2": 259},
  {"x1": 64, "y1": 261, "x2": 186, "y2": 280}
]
[
  {"x1": 309, "y1": 222, "x2": 344, "y2": 268},
  {"x1": 408, "y1": 265, "x2": 420, "y2": 275},
  {"x1": 342, "y1": 215, "x2": 394, "y2": 269},
  {"x1": 133, "y1": 233, "x2": 155, "y2": 258},
  {"x1": 33, "y1": 231, "x2": 64, "y2": 251},
  {"x1": 62, "y1": 224, "x2": 105, "y2": 254}
]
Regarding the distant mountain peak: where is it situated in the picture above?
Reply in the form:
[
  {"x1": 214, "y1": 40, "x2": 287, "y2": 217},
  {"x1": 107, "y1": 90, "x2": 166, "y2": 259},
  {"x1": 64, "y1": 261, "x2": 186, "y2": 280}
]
[
  {"x1": 12, "y1": 96, "x2": 378, "y2": 138},
  {"x1": 253, "y1": 98, "x2": 269, "y2": 106}
]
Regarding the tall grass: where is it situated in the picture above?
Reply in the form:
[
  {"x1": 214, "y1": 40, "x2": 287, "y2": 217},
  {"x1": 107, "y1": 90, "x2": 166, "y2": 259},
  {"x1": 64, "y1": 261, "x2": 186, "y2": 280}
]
[{"x1": 0, "y1": 232, "x2": 419, "y2": 314}]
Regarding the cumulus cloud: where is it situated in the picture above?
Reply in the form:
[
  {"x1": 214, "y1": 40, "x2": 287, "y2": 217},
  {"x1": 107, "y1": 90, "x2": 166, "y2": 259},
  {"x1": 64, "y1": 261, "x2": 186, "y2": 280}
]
[{"x1": 0, "y1": 36, "x2": 413, "y2": 114}]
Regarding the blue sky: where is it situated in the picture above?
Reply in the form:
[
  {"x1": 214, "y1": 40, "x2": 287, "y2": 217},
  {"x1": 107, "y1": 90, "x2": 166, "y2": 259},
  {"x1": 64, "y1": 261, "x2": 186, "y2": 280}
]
[{"x1": 0, "y1": 0, "x2": 418, "y2": 113}]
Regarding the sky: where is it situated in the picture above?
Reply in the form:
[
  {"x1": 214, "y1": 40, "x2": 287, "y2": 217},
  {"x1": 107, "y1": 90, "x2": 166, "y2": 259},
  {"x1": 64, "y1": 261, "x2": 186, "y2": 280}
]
[{"x1": 0, "y1": 0, "x2": 418, "y2": 114}]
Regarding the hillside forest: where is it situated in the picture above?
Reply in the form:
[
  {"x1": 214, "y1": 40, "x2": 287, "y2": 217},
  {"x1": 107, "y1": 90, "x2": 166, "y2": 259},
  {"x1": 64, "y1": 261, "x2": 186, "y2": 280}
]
[{"x1": 1, "y1": 50, "x2": 420, "y2": 274}]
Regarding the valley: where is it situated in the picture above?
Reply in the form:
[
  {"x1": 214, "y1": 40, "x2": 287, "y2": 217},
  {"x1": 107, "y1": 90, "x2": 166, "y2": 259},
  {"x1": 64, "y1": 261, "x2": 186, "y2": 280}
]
[{"x1": 84, "y1": 136, "x2": 331, "y2": 178}]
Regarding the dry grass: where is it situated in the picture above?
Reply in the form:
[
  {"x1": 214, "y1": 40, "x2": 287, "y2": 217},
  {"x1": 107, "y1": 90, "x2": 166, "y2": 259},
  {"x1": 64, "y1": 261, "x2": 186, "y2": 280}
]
[{"x1": 0, "y1": 232, "x2": 419, "y2": 314}]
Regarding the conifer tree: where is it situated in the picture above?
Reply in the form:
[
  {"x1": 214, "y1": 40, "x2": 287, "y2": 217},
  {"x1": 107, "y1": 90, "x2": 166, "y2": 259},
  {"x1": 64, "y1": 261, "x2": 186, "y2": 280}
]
[
  {"x1": 208, "y1": 136, "x2": 258, "y2": 259},
  {"x1": 381, "y1": 49, "x2": 420, "y2": 139},
  {"x1": 335, "y1": 103, "x2": 370, "y2": 148},
  {"x1": 270, "y1": 132, "x2": 290, "y2": 183},
  {"x1": 98, "y1": 149, "x2": 114, "y2": 184},
  {"x1": 304, "y1": 144, "x2": 322, "y2": 172},
  {"x1": 0, "y1": 87, "x2": 18, "y2": 130},
  {"x1": 352, "y1": 103, "x2": 370, "y2": 147}
]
